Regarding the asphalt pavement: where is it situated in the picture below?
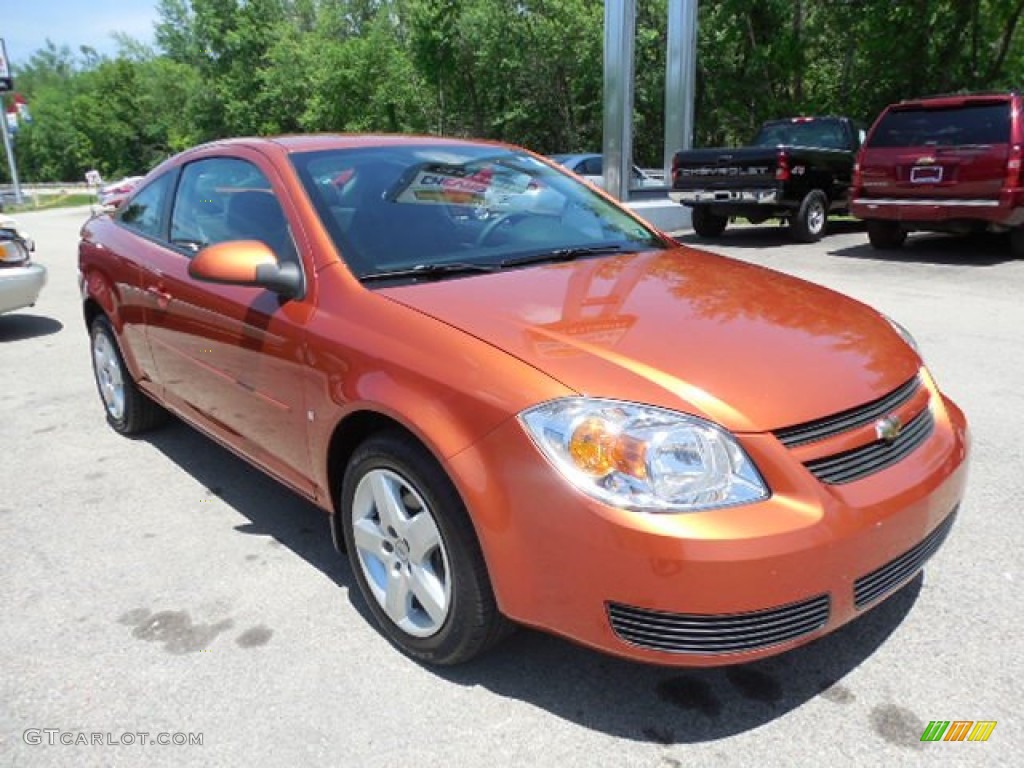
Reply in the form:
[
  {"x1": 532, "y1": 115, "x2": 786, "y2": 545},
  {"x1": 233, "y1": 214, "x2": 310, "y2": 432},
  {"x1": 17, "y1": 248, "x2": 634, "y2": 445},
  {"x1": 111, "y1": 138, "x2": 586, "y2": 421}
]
[{"x1": 1, "y1": 207, "x2": 1020, "y2": 767}]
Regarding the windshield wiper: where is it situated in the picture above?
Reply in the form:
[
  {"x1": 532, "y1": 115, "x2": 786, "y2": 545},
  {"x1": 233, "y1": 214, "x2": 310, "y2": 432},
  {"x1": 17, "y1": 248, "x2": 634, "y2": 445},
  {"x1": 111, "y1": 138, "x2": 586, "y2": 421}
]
[
  {"x1": 360, "y1": 262, "x2": 500, "y2": 282},
  {"x1": 499, "y1": 244, "x2": 629, "y2": 269}
]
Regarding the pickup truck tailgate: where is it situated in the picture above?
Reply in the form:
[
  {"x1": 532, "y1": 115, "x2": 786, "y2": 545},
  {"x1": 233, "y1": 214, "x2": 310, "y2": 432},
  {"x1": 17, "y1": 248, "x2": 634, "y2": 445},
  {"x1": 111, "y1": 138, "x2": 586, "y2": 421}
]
[{"x1": 672, "y1": 148, "x2": 780, "y2": 191}]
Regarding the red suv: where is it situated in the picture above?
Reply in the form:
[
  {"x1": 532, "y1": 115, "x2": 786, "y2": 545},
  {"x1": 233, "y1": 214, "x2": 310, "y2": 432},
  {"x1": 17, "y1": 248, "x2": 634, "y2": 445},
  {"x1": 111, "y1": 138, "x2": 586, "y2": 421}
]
[{"x1": 851, "y1": 91, "x2": 1024, "y2": 256}]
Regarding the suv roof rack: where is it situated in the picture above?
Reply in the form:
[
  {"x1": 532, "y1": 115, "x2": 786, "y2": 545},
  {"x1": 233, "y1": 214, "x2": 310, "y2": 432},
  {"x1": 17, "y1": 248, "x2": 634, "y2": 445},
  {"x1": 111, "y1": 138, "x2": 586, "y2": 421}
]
[{"x1": 901, "y1": 89, "x2": 1019, "y2": 103}]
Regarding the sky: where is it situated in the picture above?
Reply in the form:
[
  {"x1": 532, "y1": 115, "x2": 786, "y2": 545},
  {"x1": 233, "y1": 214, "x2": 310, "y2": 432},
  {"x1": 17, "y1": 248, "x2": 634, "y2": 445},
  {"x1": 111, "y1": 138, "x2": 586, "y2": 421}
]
[{"x1": 2, "y1": 0, "x2": 160, "y2": 67}]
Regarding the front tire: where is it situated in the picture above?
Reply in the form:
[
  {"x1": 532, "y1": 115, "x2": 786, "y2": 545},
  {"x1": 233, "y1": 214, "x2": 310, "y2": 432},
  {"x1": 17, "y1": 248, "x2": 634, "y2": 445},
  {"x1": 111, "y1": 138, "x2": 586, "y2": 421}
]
[
  {"x1": 340, "y1": 432, "x2": 510, "y2": 665},
  {"x1": 866, "y1": 220, "x2": 907, "y2": 250},
  {"x1": 89, "y1": 316, "x2": 167, "y2": 434},
  {"x1": 691, "y1": 205, "x2": 728, "y2": 238},
  {"x1": 790, "y1": 189, "x2": 829, "y2": 243}
]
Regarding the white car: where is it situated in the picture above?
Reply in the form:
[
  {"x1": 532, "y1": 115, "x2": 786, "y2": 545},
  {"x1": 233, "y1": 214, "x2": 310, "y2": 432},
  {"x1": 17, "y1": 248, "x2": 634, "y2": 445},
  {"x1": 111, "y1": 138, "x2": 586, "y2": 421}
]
[
  {"x1": 0, "y1": 214, "x2": 46, "y2": 315},
  {"x1": 549, "y1": 153, "x2": 663, "y2": 191}
]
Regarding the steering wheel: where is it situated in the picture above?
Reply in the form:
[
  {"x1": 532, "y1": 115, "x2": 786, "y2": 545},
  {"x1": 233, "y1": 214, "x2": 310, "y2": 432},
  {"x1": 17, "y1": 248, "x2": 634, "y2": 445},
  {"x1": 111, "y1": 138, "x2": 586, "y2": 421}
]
[{"x1": 475, "y1": 211, "x2": 533, "y2": 247}]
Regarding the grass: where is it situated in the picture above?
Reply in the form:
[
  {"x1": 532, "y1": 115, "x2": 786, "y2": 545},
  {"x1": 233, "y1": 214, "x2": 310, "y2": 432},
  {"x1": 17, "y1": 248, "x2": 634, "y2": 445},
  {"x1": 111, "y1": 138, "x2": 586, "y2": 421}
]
[{"x1": 5, "y1": 193, "x2": 96, "y2": 213}]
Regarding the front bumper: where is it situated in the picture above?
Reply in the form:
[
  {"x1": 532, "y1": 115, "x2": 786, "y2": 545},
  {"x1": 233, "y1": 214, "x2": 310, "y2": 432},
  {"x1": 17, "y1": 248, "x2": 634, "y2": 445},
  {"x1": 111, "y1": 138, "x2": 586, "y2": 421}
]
[
  {"x1": 0, "y1": 263, "x2": 48, "y2": 315},
  {"x1": 448, "y1": 389, "x2": 969, "y2": 666}
]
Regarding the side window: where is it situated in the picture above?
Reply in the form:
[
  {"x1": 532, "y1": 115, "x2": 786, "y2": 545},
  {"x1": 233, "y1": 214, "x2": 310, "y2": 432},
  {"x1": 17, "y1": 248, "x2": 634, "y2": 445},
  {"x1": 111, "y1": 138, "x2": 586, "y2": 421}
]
[
  {"x1": 581, "y1": 157, "x2": 604, "y2": 175},
  {"x1": 119, "y1": 173, "x2": 172, "y2": 238},
  {"x1": 169, "y1": 157, "x2": 297, "y2": 264}
]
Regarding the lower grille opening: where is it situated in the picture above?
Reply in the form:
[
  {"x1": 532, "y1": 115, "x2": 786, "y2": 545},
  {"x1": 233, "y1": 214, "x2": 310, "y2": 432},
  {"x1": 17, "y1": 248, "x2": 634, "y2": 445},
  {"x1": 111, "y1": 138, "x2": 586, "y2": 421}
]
[
  {"x1": 854, "y1": 507, "x2": 958, "y2": 610},
  {"x1": 607, "y1": 594, "x2": 830, "y2": 654}
]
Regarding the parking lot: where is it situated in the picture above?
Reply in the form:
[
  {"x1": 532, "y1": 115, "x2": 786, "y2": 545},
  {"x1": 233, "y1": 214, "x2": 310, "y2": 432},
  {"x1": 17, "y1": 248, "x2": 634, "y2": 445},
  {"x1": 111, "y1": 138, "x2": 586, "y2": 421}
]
[{"x1": 1, "y1": 206, "x2": 1020, "y2": 767}]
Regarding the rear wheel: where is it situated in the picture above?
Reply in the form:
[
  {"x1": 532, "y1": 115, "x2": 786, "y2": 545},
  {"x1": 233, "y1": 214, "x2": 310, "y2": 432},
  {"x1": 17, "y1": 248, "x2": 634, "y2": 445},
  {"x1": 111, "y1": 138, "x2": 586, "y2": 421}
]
[
  {"x1": 89, "y1": 316, "x2": 167, "y2": 434},
  {"x1": 691, "y1": 205, "x2": 728, "y2": 238},
  {"x1": 866, "y1": 220, "x2": 907, "y2": 250},
  {"x1": 340, "y1": 431, "x2": 511, "y2": 665},
  {"x1": 1011, "y1": 226, "x2": 1024, "y2": 259},
  {"x1": 790, "y1": 190, "x2": 829, "y2": 243}
]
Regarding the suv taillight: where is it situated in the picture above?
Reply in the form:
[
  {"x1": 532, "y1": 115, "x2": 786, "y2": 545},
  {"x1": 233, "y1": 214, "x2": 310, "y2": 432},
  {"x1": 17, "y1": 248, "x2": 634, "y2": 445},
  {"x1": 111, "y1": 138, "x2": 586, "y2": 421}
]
[
  {"x1": 775, "y1": 150, "x2": 790, "y2": 181},
  {"x1": 1007, "y1": 144, "x2": 1022, "y2": 189}
]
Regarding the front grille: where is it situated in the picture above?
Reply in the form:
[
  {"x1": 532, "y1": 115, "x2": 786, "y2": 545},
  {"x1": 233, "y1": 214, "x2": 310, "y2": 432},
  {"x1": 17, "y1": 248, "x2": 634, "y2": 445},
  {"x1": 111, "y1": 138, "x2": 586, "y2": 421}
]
[
  {"x1": 804, "y1": 407, "x2": 934, "y2": 484},
  {"x1": 774, "y1": 375, "x2": 920, "y2": 448},
  {"x1": 607, "y1": 594, "x2": 830, "y2": 654},
  {"x1": 854, "y1": 508, "x2": 958, "y2": 609}
]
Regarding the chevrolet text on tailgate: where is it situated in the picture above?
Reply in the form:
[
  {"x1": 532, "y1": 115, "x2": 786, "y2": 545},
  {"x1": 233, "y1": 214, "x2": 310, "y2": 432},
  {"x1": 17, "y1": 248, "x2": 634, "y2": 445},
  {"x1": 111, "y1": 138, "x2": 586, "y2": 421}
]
[
  {"x1": 670, "y1": 116, "x2": 862, "y2": 242},
  {"x1": 851, "y1": 91, "x2": 1024, "y2": 256}
]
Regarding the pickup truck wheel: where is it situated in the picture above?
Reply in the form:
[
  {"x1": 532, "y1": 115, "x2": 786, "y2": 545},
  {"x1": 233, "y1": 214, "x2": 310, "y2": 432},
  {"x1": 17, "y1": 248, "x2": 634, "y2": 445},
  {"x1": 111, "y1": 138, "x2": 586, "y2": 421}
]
[
  {"x1": 790, "y1": 190, "x2": 828, "y2": 243},
  {"x1": 1011, "y1": 226, "x2": 1024, "y2": 259},
  {"x1": 866, "y1": 220, "x2": 907, "y2": 250},
  {"x1": 691, "y1": 206, "x2": 728, "y2": 238}
]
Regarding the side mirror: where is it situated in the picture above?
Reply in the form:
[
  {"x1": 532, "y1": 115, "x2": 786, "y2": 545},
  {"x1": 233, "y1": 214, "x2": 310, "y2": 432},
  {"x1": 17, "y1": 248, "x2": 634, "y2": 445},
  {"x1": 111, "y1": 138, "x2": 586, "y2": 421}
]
[{"x1": 188, "y1": 240, "x2": 303, "y2": 299}]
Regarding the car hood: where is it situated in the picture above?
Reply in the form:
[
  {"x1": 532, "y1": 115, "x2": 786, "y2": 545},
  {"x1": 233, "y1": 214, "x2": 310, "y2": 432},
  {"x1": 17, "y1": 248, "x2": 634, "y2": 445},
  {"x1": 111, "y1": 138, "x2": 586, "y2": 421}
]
[{"x1": 379, "y1": 248, "x2": 920, "y2": 432}]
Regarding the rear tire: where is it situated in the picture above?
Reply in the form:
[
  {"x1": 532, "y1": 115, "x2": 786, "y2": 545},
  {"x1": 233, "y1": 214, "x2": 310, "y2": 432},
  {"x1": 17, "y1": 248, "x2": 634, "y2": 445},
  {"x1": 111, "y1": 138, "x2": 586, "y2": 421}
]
[
  {"x1": 691, "y1": 206, "x2": 728, "y2": 238},
  {"x1": 340, "y1": 431, "x2": 511, "y2": 665},
  {"x1": 866, "y1": 220, "x2": 907, "y2": 250},
  {"x1": 1011, "y1": 226, "x2": 1024, "y2": 259},
  {"x1": 790, "y1": 190, "x2": 829, "y2": 243},
  {"x1": 89, "y1": 315, "x2": 167, "y2": 435}
]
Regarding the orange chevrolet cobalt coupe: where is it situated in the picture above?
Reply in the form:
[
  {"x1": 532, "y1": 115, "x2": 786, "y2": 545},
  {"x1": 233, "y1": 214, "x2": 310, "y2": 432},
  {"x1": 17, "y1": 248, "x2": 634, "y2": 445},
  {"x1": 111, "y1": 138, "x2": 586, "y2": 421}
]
[{"x1": 79, "y1": 136, "x2": 968, "y2": 666}]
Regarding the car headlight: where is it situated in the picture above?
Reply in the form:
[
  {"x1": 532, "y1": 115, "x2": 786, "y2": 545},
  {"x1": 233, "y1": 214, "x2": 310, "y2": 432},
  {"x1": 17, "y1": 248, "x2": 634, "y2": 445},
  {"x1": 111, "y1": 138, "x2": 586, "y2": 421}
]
[
  {"x1": 519, "y1": 398, "x2": 769, "y2": 512},
  {"x1": 883, "y1": 314, "x2": 920, "y2": 354}
]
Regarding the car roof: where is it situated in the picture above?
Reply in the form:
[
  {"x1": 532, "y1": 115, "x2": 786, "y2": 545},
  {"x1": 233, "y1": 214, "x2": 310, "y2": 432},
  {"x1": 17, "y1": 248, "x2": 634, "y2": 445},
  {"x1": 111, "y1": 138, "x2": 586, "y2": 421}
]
[{"x1": 193, "y1": 134, "x2": 517, "y2": 155}]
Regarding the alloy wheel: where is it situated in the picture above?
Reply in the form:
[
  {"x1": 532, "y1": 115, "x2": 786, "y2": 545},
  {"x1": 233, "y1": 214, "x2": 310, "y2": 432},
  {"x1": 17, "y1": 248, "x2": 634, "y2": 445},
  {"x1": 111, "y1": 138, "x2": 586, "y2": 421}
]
[{"x1": 350, "y1": 468, "x2": 452, "y2": 637}]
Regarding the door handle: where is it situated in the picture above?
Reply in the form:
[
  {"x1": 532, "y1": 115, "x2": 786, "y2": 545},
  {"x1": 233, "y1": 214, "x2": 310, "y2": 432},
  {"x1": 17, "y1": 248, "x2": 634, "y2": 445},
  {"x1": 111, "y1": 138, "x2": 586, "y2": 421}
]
[{"x1": 146, "y1": 285, "x2": 172, "y2": 309}]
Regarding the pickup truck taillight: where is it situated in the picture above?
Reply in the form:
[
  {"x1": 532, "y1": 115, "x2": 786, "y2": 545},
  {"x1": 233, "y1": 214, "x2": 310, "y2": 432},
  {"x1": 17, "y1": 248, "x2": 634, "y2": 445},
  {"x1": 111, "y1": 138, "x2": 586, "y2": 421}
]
[
  {"x1": 775, "y1": 150, "x2": 790, "y2": 181},
  {"x1": 1007, "y1": 144, "x2": 1022, "y2": 189}
]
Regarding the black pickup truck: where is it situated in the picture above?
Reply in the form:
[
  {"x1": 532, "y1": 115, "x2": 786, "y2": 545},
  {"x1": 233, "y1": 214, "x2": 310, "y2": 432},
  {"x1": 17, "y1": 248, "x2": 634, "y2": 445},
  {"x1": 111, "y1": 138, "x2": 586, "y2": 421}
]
[{"x1": 669, "y1": 116, "x2": 862, "y2": 242}]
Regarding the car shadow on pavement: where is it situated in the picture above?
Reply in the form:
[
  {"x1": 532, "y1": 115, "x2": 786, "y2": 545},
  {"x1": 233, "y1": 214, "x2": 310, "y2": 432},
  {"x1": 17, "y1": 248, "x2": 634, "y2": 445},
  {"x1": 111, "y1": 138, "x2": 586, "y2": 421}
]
[
  {"x1": 440, "y1": 577, "x2": 924, "y2": 746},
  {"x1": 142, "y1": 420, "x2": 359, "y2": 593},
  {"x1": 0, "y1": 314, "x2": 63, "y2": 342},
  {"x1": 674, "y1": 219, "x2": 865, "y2": 250},
  {"x1": 829, "y1": 231, "x2": 1016, "y2": 266},
  {"x1": 142, "y1": 418, "x2": 925, "y2": 747}
]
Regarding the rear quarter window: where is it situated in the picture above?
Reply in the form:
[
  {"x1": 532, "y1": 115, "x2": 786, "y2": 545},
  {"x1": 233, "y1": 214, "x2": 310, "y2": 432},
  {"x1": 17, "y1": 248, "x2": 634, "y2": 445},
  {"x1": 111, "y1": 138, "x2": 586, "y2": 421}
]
[{"x1": 868, "y1": 103, "x2": 1010, "y2": 148}]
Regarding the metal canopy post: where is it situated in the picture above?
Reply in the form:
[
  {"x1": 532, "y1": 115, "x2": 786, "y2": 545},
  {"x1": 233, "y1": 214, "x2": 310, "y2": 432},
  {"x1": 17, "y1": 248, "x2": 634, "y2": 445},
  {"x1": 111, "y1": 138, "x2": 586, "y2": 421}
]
[
  {"x1": 664, "y1": 1, "x2": 699, "y2": 180},
  {"x1": 602, "y1": 0, "x2": 636, "y2": 201}
]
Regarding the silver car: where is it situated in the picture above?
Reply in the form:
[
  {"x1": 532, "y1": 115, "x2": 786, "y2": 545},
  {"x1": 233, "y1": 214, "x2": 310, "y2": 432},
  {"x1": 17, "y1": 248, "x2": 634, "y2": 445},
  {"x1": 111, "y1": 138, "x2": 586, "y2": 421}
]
[{"x1": 0, "y1": 215, "x2": 46, "y2": 315}]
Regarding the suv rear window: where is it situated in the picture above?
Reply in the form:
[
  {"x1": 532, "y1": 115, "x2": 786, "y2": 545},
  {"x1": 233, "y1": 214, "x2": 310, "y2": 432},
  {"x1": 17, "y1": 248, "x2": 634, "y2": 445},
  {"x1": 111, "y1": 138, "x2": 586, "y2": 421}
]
[{"x1": 868, "y1": 103, "x2": 1010, "y2": 148}]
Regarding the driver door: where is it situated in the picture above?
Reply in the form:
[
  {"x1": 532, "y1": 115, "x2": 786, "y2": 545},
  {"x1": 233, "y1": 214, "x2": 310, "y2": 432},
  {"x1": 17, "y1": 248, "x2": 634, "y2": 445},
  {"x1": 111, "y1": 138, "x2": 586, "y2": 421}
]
[{"x1": 139, "y1": 152, "x2": 315, "y2": 495}]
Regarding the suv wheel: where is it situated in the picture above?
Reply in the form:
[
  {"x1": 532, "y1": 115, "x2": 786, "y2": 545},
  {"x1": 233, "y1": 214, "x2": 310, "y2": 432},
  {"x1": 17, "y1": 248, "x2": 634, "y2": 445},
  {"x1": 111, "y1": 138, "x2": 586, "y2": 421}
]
[
  {"x1": 1011, "y1": 226, "x2": 1024, "y2": 259},
  {"x1": 790, "y1": 190, "x2": 828, "y2": 243},
  {"x1": 340, "y1": 432, "x2": 511, "y2": 665},
  {"x1": 691, "y1": 206, "x2": 728, "y2": 238},
  {"x1": 866, "y1": 220, "x2": 907, "y2": 250}
]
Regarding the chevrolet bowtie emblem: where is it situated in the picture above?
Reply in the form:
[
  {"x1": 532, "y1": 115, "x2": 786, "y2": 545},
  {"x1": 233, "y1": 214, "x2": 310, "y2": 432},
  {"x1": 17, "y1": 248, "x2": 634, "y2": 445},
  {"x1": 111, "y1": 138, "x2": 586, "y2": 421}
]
[{"x1": 875, "y1": 414, "x2": 903, "y2": 444}]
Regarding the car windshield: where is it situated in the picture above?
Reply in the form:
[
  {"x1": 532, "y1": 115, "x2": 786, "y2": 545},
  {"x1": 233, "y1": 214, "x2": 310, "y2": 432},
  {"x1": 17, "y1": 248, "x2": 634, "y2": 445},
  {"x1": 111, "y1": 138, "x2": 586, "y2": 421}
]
[
  {"x1": 290, "y1": 145, "x2": 665, "y2": 281},
  {"x1": 868, "y1": 103, "x2": 1010, "y2": 148}
]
